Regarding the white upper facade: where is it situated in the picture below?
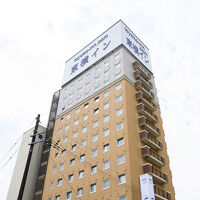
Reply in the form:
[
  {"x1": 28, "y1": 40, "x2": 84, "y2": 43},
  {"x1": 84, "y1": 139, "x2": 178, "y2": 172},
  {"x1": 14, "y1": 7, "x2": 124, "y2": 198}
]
[
  {"x1": 62, "y1": 20, "x2": 152, "y2": 87},
  {"x1": 57, "y1": 46, "x2": 158, "y2": 117}
]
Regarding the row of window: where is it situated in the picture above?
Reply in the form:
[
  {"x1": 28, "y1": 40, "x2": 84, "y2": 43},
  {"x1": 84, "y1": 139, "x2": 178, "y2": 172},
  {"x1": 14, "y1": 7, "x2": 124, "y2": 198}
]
[
  {"x1": 58, "y1": 127, "x2": 123, "y2": 146},
  {"x1": 66, "y1": 72, "x2": 122, "y2": 101},
  {"x1": 54, "y1": 137, "x2": 124, "y2": 160},
  {"x1": 65, "y1": 55, "x2": 121, "y2": 90},
  {"x1": 58, "y1": 108, "x2": 123, "y2": 134},
  {"x1": 50, "y1": 174, "x2": 126, "y2": 198},
  {"x1": 61, "y1": 83, "x2": 122, "y2": 123},
  {"x1": 53, "y1": 154, "x2": 125, "y2": 175},
  {"x1": 53, "y1": 194, "x2": 126, "y2": 200}
]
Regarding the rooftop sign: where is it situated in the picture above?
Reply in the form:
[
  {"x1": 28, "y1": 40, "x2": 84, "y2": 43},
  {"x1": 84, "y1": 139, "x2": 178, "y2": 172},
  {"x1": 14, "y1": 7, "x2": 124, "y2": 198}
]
[{"x1": 62, "y1": 20, "x2": 151, "y2": 86}]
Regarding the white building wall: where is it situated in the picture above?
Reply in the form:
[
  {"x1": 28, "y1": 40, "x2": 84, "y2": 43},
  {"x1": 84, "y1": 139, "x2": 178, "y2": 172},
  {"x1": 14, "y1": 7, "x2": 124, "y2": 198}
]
[
  {"x1": 57, "y1": 46, "x2": 159, "y2": 117},
  {"x1": 6, "y1": 125, "x2": 46, "y2": 200}
]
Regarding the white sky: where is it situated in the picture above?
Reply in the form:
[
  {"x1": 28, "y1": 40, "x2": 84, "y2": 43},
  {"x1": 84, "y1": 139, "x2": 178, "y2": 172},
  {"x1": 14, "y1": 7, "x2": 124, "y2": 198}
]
[{"x1": 0, "y1": 0, "x2": 200, "y2": 199}]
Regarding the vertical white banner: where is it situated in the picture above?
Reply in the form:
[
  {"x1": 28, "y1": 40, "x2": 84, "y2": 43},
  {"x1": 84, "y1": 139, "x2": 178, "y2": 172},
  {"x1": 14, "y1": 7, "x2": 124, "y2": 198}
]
[{"x1": 140, "y1": 174, "x2": 155, "y2": 200}]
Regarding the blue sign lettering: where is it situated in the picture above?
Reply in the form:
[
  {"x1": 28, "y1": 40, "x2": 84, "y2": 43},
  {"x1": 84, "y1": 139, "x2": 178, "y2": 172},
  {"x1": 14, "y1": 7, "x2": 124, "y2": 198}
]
[
  {"x1": 80, "y1": 55, "x2": 89, "y2": 67},
  {"x1": 71, "y1": 63, "x2": 78, "y2": 74}
]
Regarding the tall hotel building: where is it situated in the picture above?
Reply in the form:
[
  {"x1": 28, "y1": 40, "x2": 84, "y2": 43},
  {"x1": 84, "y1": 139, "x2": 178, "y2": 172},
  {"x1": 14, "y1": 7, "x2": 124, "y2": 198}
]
[{"x1": 39, "y1": 20, "x2": 175, "y2": 200}]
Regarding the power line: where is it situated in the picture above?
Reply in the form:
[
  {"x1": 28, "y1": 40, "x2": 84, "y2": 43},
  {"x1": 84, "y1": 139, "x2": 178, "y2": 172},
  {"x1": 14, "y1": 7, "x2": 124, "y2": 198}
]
[
  {"x1": 0, "y1": 119, "x2": 36, "y2": 166},
  {"x1": 0, "y1": 148, "x2": 19, "y2": 170}
]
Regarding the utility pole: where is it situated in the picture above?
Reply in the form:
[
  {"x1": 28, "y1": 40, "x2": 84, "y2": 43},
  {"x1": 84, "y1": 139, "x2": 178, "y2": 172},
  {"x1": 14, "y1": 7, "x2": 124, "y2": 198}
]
[{"x1": 17, "y1": 114, "x2": 40, "y2": 200}]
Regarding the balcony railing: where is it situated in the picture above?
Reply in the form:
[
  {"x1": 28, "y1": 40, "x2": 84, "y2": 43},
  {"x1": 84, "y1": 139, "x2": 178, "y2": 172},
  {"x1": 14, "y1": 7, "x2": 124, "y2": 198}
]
[
  {"x1": 141, "y1": 146, "x2": 165, "y2": 167},
  {"x1": 140, "y1": 130, "x2": 163, "y2": 150},
  {"x1": 133, "y1": 61, "x2": 151, "y2": 80},
  {"x1": 143, "y1": 163, "x2": 168, "y2": 184},
  {"x1": 138, "y1": 116, "x2": 161, "y2": 137},
  {"x1": 134, "y1": 70, "x2": 153, "y2": 90},
  {"x1": 154, "y1": 185, "x2": 171, "y2": 200},
  {"x1": 135, "y1": 80, "x2": 154, "y2": 100},
  {"x1": 136, "y1": 91, "x2": 156, "y2": 112},
  {"x1": 137, "y1": 103, "x2": 158, "y2": 122}
]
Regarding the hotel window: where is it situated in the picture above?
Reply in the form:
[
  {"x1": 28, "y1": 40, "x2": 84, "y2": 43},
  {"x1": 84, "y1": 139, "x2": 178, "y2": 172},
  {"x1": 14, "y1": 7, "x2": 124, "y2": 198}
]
[
  {"x1": 90, "y1": 183, "x2": 96, "y2": 193},
  {"x1": 118, "y1": 195, "x2": 127, "y2": 200},
  {"x1": 103, "y1": 144, "x2": 109, "y2": 152},
  {"x1": 80, "y1": 154, "x2": 85, "y2": 162},
  {"x1": 104, "y1": 70, "x2": 109, "y2": 76},
  {"x1": 104, "y1": 91, "x2": 109, "y2": 98},
  {"x1": 63, "y1": 136, "x2": 68, "y2": 143},
  {"x1": 66, "y1": 113, "x2": 71, "y2": 119},
  {"x1": 92, "y1": 134, "x2": 98, "y2": 142},
  {"x1": 104, "y1": 102, "x2": 109, "y2": 110},
  {"x1": 83, "y1": 114, "x2": 88, "y2": 121},
  {"x1": 104, "y1": 60, "x2": 109, "y2": 66},
  {"x1": 94, "y1": 108, "x2": 99, "y2": 115},
  {"x1": 95, "y1": 66, "x2": 101, "y2": 72},
  {"x1": 95, "y1": 76, "x2": 100, "y2": 82},
  {"x1": 52, "y1": 166, "x2": 56, "y2": 174},
  {"x1": 70, "y1": 85, "x2": 74, "y2": 90},
  {"x1": 65, "y1": 125, "x2": 69, "y2": 131},
  {"x1": 103, "y1": 129, "x2": 109, "y2": 137},
  {"x1": 91, "y1": 165, "x2": 97, "y2": 174},
  {"x1": 50, "y1": 181, "x2": 54, "y2": 189},
  {"x1": 59, "y1": 163, "x2": 64, "y2": 171},
  {"x1": 57, "y1": 178, "x2": 62, "y2": 186},
  {"x1": 75, "y1": 108, "x2": 80, "y2": 114},
  {"x1": 103, "y1": 160, "x2": 109, "y2": 170},
  {"x1": 81, "y1": 139, "x2": 86, "y2": 147},
  {"x1": 55, "y1": 153, "x2": 58, "y2": 160},
  {"x1": 116, "y1": 95, "x2": 122, "y2": 103},
  {"x1": 92, "y1": 148, "x2": 97, "y2": 157},
  {"x1": 56, "y1": 140, "x2": 60, "y2": 147},
  {"x1": 61, "y1": 149, "x2": 66, "y2": 156},
  {"x1": 116, "y1": 108, "x2": 123, "y2": 116},
  {"x1": 102, "y1": 179, "x2": 110, "y2": 189},
  {"x1": 78, "y1": 170, "x2": 84, "y2": 179},
  {"x1": 84, "y1": 103, "x2": 89, "y2": 109},
  {"x1": 85, "y1": 82, "x2": 90, "y2": 88},
  {"x1": 71, "y1": 144, "x2": 76, "y2": 152},
  {"x1": 94, "y1": 96, "x2": 99, "y2": 103},
  {"x1": 78, "y1": 78, "x2": 83, "y2": 84},
  {"x1": 117, "y1": 137, "x2": 124, "y2": 147},
  {"x1": 93, "y1": 120, "x2": 98, "y2": 128},
  {"x1": 70, "y1": 158, "x2": 75, "y2": 166},
  {"x1": 69, "y1": 93, "x2": 73, "y2": 99},
  {"x1": 118, "y1": 174, "x2": 126, "y2": 184},
  {"x1": 117, "y1": 122, "x2": 123, "y2": 131},
  {"x1": 58, "y1": 129, "x2": 62, "y2": 134},
  {"x1": 115, "y1": 63, "x2": 121, "y2": 69},
  {"x1": 82, "y1": 127, "x2": 87, "y2": 134},
  {"x1": 60, "y1": 118, "x2": 63, "y2": 123},
  {"x1": 55, "y1": 195, "x2": 60, "y2": 200},
  {"x1": 78, "y1": 87, "x2": 82, "y2": 92},
  {"x1": 115, "y1": 83, "x2": 121, "y2": 91},
  {"x1": 104, "y1": 115, "x2": 109, "y2": 123},
  {"x1": 68, "y1": 174, "x2": 73, "y2": 182},
  {"x1": 66, "y1": 192, "x2": 72, "y2": 200},
  {"x1": 72, "y1": 131, "x2": 78, "y2": 138},
  {"x1": 74, "y1": 119, "x2": 79, "y2": 126},
  {"x1": 114, "y1": 53, "x2": 120, "y2": 60},
  {"x1": 117, "y1": 154, "x2": 125, "y2": 165},
  {"x1": 77, "y1": 188, "x2": 83, "y2": 197}
]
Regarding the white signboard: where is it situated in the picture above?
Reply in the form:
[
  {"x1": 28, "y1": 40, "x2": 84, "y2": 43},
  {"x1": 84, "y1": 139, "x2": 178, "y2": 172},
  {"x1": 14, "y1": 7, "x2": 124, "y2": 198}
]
[
  {"x1": 140, "y1": 174, "x2": 155, "y2": 200},
  {"x1": 62, "y1": 20, "x2": 151, "y2": 86}
]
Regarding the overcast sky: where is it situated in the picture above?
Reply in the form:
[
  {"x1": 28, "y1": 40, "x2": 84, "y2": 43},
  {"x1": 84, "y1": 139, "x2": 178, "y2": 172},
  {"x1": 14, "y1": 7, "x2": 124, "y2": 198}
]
[{"x1": 0, "y1": 0, "x2": 200, "y2": 199}]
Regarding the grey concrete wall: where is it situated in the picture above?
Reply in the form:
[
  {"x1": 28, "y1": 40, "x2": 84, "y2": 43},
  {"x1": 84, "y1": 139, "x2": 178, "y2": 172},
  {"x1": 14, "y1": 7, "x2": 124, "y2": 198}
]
[{"x1": 6, "y1": 125, "x2": 46, "y2": 200}]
